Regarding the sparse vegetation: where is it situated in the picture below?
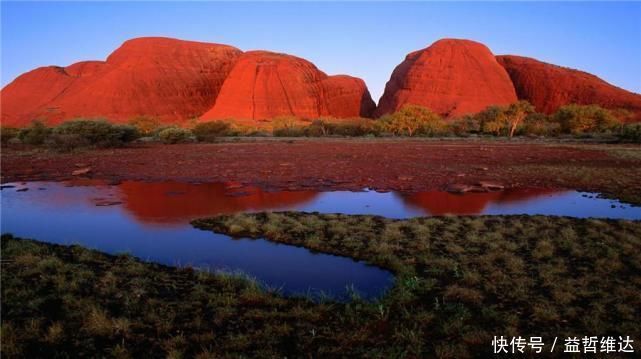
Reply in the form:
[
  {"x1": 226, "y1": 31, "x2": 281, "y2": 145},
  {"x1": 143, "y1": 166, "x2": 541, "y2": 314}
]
[
  {"x1": 18, "y1": 120, "x2": 52, "y2": 145},
  {"x1": 619, "y1": 123, "x2": 641, "y2": 143},
  {"x1": 128, "y1": 115, "x2": 162, "y2": 135},
  {"x1": 554, "y1": 104, "x2": 619, "y2": 134},
  {"x1": 379, "y1": 104, "x2": 447, "y2": 136},
  {"x1": 50, "y1": 119, "x2": 139, "y2": 149},
  {"x1": 155, "y1": 126, "x2": 193, "y2": 144},
  {"x1": 192, "y1": 121, "x2": 232, "y2": 141},
  {"x1": 4, "y1": 213, "x2": 640, "y2": 357},
  {"x1": 1, "y1": 127, "x2": 20, "y2": 145}
]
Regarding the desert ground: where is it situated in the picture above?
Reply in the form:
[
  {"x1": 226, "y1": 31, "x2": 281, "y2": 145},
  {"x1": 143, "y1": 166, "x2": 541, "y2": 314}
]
[{"x1": 3, "y1": 138, "x2": 641, "y2": 204}]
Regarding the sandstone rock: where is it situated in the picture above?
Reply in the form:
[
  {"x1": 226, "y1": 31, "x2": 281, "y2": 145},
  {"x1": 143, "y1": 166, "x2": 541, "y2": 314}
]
[
  {"x1": 496, "y1": 55, "x2": 641, "y2": 120},
  {"x1": 1, "y1": 37, "x2": 242, "y2": 127},
  {"x1": 375, "y1": 39, "x2": 517, "y2": 118},
  {"x1": 200, "y1": 51, "x2": 375, "y2": 124}
]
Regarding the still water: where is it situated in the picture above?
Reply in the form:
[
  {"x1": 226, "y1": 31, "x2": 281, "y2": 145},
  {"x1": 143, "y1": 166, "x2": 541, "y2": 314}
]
[{"x1": 2, "y1": 180, "x2": 639, "y2": 298}]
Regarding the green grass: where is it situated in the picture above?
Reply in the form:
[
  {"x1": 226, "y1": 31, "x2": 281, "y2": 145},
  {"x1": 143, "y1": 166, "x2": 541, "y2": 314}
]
[{"x1": 3, "y1": 213, "x2": 641, "y2": 357}]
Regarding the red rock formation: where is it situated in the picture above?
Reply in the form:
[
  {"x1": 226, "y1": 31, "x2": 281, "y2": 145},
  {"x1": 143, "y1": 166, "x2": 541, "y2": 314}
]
[
  {"x1": 1, "y1": 37, "x2": 242, "y2": 127},
  {"x1": 200, "y1": 51, "x2": 375, "y2": 124},
  {"x1": 496, "y1": 55, "x2": 641, "y2": 121},
  {"x1": 375, "y1": 39, "x2": 518, "y2": 118}
]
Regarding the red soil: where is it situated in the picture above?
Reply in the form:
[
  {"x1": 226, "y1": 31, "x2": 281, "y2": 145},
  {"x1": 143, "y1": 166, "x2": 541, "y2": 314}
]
[
  {"x1": 496, "y1": 55, "x2": 641, "y2": 121},
  {"x1": 0, "y1": 37, "x2": 242, "y2": 126},
  {"x1": 375, "y1": 39, "x2": 517, "y2": 118},
  {"x1": 200, "y1": 51, "x2": 375, "y2": 124},
  {"x1": 3, "y1": 139, "x2": 639, "y2": 206}
]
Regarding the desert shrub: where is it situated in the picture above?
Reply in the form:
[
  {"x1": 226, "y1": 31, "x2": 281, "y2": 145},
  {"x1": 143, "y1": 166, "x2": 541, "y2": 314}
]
[
  {"x1": 1, "y1": 127, "x2": 20, "y2": 145},
  {"x1": 156, "y1": 127, "x2": 193, "y2": 144},
  {"x1": 519, "y1": 112, "x2": 560, "y2": 136},
  {"x1": 128, "y1": 116, "x2": 161, "y2": 135},
  {"x1": 448, "y1": 115, "x2": 481, "y2": 136},
  {"x1": 554, "y1": 104, "x2": 619, "y2": 134},
  {"x1": 477, "y1": 106, "x2": 508, "y2": 136},
  {"x1": 52, "y1": 119, "x2": 139, "y2": 148},
  {"x1": 193, "y1": 121, "x2": 232, "y2": 142},
  {"x1": 272, "y1": 116, "x2": 304, "y2": 137},
  {"x1": 45, "y1": 134, "x2": 91, "y2": 152},
  {"x1": 331, "y1": 118, "x2": 378, "y2": 136},
  {"x1": 619, "y1": 123, "x2": 641, "y2": 143},
  {"x1": 18, "y1": 120, "x2": 51, "y2": 145},
  {"x1": 304, "y1": 118, "x2": 334, "y2": 136},
  {"x1": 382, "y1": 105, "x2": 446, "y2": 136},
  {"x1": 610, "y1": 108, "x2": 636, "y2": 123}
]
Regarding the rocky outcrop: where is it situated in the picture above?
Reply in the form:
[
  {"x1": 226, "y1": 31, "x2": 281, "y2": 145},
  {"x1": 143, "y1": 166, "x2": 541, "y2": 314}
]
[
  {"x1": 375, "y1": 39, "x2": 518, "y2": 118},
  {"x1": 496, "y1": 55, "x2": 641, "y2": 120},
  {"x1": 200, "y1": 51, "x2": 375, "y2": 124},
  {"x1": 1, "y1": 37, "x2": 242, "y2": 126}
]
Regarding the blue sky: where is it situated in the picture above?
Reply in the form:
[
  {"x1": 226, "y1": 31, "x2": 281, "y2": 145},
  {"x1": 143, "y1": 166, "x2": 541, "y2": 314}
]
[{"x1": 2, "y1": 1, "x2": 640, "y2": 102}]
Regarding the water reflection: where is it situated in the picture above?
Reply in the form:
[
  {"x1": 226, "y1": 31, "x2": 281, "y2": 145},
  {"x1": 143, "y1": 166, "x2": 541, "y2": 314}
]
[
  {"x1": 401, "y1": 188, "x2": 565, "y2": 216},
  {"x1": 1, "y1": 180, "x2": 639, "y2": 298},
  {"x1": 119, "y1": 181, "x2": 318, "y2": 226}
]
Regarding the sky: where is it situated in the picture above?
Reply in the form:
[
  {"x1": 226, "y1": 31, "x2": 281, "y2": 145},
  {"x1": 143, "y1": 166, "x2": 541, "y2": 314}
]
[{"x1": 2, "y1": 1, "x2": 640, "y2": 103}]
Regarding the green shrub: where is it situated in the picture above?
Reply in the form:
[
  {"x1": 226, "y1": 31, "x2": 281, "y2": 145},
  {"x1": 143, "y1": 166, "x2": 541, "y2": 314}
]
[
  {"x1": 52, "y1": 119, "x2": 139, "y2": 148},
  {"x1": 619, "y1": 123, "x2": 641, "y2": 143},
  {"x1": 1, "y1": 127, "x2": 20, "y2": 145},
  {"x1": 128, "y1": 116, "x2": 161, "y2": 135},
  {"x1": 554, "y1": 104, "x2": 619, "y2": 134},
  {"x1": 18, "y1": 120, "x2": 51, "y2": 145},
  {"x1": 382, "y1": 105, "x2": 446, "y2": 136},
  {"x1": 192, "y1": 121, "x2": 231, "y2": 142},
  {"x1": 156, "y1": 127, "x2": 193, "y2": 144}
]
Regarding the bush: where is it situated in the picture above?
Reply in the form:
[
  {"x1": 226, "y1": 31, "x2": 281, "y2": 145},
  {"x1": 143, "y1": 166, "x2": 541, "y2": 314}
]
[
  {"x1": 156, "y1": 127, "x2": 193, "y2": 144},
  {"x1": 1, "y1": 127, "x2": 20, "y2": 145},
  {"x1": 332, "y1": 118, "x2": 378, "y2": 137},
  {"x1": 52, "y1": 119, "x2": 139, "y2": 148},
  {"x1": 192, "y1": 121, "x2": 231, "y2": 142},
  {"x1": 272, "y1": 117, "x2": 304, "y2": 137},
  {"x1": 554, "y1": 104, "x2": 619, "y2": 134},
  {"x1": 519, "y1": 112, "x2": 560, "y2": 137},
  {"x1": 45, "y1": 133, "x2": 91, "y2": 152},
  {"x1": 128, "y1": 116, "x2": 161, "y2": 135},
  {"x1": 477, "y1": 106, "x2": 508, "y2": 136},
  {"x1": 448, "y1": 115, "x2": 480, "y2": 136},
  {"x1": 382, "y1": 105, "x2": 446, "y2": 136},
  {"x1": 18, "y1": 120, "x2": 51, "y2": 145},
  {"x1": 619, "y1": 123, "x2": 641, "y2": 143}
]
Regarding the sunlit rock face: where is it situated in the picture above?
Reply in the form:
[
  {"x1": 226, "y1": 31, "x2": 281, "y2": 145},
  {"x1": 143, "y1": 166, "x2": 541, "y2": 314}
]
[
  {"x1": 1, "y1": 37, "x2": 242, "y2": 126},
  {"x1": 375, "y1": 39, "x2": 518, "y2": 118},
  {"x1": 496, "y1": 55, "x2": 641, "y2": 121},
  {"x1": 200, "y1": 51, "x2": 376, "y2": 124}
]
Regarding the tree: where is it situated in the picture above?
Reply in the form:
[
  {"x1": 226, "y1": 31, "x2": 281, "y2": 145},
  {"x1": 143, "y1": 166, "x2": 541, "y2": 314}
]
[
  {"x1": 554, "y1": 104, "x2": 618, "y2": 134},
  {"x1": 386, "y1": 105, "x2": 444, "y2": 136},
  {"x1": 506, "y1": 101, "x2": 535, "y2": 138}
]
